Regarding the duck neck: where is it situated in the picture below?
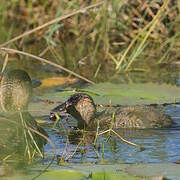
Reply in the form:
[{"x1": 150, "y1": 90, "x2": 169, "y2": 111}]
[{"x1": 66, "y1": 105, "x2": 88, "y2": 128}]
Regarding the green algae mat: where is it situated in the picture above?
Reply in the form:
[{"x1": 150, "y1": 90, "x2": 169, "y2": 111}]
[
  {"x1": 40, "y1": 82, "x2": 180, "y2": 105},
  {"x1": 10, "y1": 163, "x2": 180, "y2": 180}
]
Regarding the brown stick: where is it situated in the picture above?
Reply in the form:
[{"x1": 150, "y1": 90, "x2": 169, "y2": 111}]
[{"x1": 0, "y1": 47, "x2": 95, "y2": 84}]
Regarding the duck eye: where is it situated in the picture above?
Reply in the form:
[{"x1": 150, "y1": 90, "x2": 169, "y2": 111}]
[
  {"x1": 59, "y1": 106, "x2": 65, "y2": 111},
  {"x1": 66, "y1": 100, "x2": 73, "y2": 108}
]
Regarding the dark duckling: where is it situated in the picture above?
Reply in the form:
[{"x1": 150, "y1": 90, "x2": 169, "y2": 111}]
[{"x1": 50, "y1": 93, "x2": 173, "y2": 130}]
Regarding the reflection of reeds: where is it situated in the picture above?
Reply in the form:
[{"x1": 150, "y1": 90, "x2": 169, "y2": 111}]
[
  {"x1": 0, "y1": 110, "x2": 56, "y2": 180},
  {"x1": 15, "y1": 111, "x2": 56, "y2": 163},
  {"x1": 18, "y1": 111, "x2": 57, "y2": 179},
  {"x1": 53, "y1": 112, "x2": 144, "y2": 163},
  {"x1": 19, "y1": 111, "x2": 43, "y2": 160}
]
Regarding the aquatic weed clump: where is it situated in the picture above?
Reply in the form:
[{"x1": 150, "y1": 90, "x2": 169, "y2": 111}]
[{"x1": 51, "y1": 112, "x2": 144, "y2": 164}]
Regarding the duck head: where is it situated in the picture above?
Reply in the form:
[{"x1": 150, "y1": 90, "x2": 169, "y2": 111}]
[{"x1": 50, "y1": 93, "x2": 96, "y2": 128}]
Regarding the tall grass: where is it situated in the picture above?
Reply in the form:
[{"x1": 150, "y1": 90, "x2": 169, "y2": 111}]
[{"x1": 0, "y1": 0, "x2": 180, "y2": 79}]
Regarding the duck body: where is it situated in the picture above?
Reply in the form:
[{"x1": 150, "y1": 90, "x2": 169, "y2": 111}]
[
  {"x1": 0, "y1": 69, "x2": 48, "y2": 147},
  {"x1": 92, "y1": 106, "x2": 172, "y2": 129},
  {"x1": 50, "y1": 93, "x2": 172, "y2": 130},
  {"x1": 0, "y1": 69, "x2": 32, "y2": 112}
]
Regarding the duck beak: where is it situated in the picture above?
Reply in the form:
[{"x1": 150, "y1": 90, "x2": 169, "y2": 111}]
[{"x1": 50, "y1": 102, "x2": 67, "y2": 121}]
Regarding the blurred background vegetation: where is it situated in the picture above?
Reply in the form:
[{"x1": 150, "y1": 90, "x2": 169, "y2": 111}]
[{"x1": 0, "y1": 0, "x2": 180, "y2": 82}]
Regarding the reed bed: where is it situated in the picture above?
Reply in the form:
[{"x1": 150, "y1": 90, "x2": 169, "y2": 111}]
[{"x1": 0, "y1": 0, "x2": 179, "y2": 80}]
